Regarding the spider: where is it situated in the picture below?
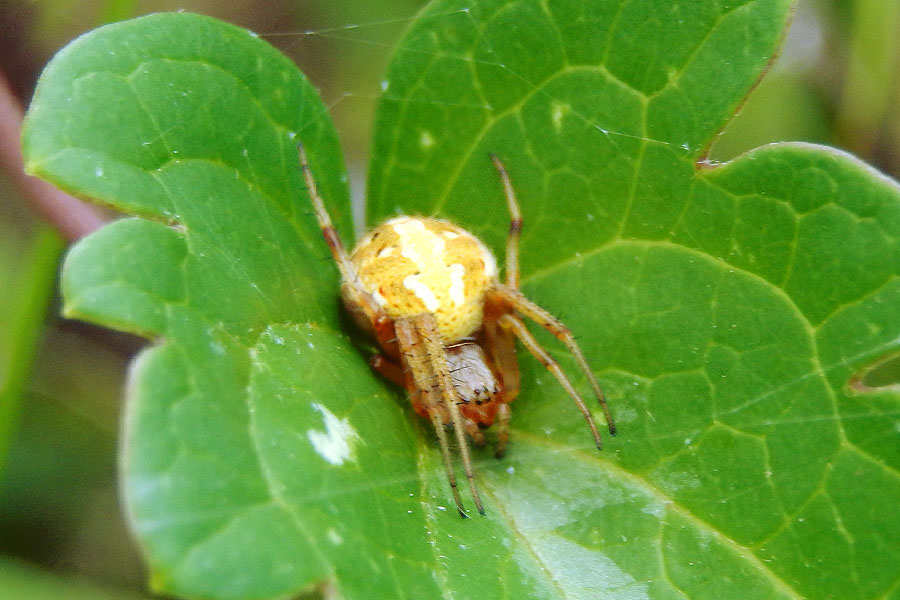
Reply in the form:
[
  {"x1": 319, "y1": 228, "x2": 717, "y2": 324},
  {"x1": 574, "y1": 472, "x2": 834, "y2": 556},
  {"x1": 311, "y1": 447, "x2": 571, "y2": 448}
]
[{"x1": 298, "y1": 145, "x2": 615, "y2": 517}]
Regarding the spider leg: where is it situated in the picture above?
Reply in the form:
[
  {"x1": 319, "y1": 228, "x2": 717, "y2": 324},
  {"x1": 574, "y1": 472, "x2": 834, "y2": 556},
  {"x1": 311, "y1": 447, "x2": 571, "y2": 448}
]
[
  {"x1": 374, "y1": 353, "x2": 485, "y2": 449},
  {"x1": 416, "y1": 315, "x2": 485, "y2": 516},
  {"x1": 395, "y1": 318, "x2": 468, "y2": 516},
  {"x1": 497, "y1": 312, "x2": 605, "y2": 450},
  {"x1": 494, "y1": 285, "x2": 616, "y2": 436},
  {"x1": 490, "y1": 154, "x2": 522, "y2": 290},
  {"x1": 483, "y1": 291, "x2": 521, "y2": 401},
  {"x1": 395, "y1": 316, "x2": 485, "y2": 517},
  {"x1": 298, "y1": 144, "x2": 385, "y2": 328},
  {"x1": 369, "y1": 353, "x2": 405, "y2": 387},
  {"x1": 494, "y1": 403, "x2": 511, "y2": 458},
  {"x1": 482, "y1": 293, "x2": 520, "y2": 457},
  {"x1": 373, "y1": 352, "x2": 465, "y2": 441},
  {"x1": 390, "y1": 346, "x2": 490, "y2": 452},
  {"x1": 462, "y1": 418, "x2": 487, "y2": 447}
]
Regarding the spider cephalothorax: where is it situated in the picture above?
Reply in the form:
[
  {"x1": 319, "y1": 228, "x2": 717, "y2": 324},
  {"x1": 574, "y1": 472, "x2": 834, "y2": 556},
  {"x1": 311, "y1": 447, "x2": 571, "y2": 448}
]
[{"x1": 299, "y1": 146, "x2": 615, "y2": 516}]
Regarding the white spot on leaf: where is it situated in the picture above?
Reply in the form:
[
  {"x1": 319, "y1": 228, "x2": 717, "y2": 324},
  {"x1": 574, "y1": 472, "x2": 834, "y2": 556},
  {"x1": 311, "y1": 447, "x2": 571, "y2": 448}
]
[
  {"x1": 307, "y1": 403, "x2": 360, "y2": 466},
  {"x1": 327, "y1": 528, "x2": 343, "y2": 545},
  {"x1": 551, "y1": 102, "x2": 569, "y2": 130}
]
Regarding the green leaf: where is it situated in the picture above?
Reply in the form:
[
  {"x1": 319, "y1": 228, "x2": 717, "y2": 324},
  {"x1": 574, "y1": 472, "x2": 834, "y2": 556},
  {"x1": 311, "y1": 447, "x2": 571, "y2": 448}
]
[
  {"x1": 22, "y1": 12, "x2": 385, "y2": 599},
  {"x1": 21, "y1": 3, "x2": 900, "y2": 600},
  {"x1": 367, "y1": 0, "x2": 900, "y2": 598}
]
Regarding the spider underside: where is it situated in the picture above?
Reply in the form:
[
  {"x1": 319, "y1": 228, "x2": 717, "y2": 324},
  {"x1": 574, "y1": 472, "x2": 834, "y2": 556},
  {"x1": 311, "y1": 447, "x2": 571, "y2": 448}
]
[{"x1": 299, "y1": 146, "x2": 615, "y2": 517}]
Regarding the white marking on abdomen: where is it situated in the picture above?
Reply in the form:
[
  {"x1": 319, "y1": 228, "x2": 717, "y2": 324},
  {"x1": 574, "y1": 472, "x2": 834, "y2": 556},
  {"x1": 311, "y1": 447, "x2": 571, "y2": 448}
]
[
  {"x1": 403, "y1": 274, "x2": 440, "y2": 312},
  {"x1": 393, "y1": 219, "x2": 446, "y2": 272},
  {"x1": 478, "y1": 241, "x2": 498, "y2": 279},
  {"x1": 448, "y1": 263, "x2": 466, "y2": 306}
]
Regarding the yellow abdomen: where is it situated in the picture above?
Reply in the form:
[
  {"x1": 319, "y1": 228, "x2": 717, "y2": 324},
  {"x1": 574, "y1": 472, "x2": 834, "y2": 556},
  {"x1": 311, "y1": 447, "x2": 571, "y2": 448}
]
[{"x1": 348, "y1": 216, "x2": 498, "y2": 342}]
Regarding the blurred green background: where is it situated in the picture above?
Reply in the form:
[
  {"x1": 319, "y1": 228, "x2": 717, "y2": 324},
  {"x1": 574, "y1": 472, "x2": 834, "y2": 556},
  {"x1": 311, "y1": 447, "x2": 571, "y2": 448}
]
[{"x1": 1, "y1": 0, "x2": 898, "y2": 597}]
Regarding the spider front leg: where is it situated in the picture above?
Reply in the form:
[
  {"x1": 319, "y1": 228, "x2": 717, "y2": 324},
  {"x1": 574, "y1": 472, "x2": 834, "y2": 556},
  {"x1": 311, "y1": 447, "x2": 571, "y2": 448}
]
[
  {"x1": 395, "y1": 315, "x2": 485, "y2": 517},
  {"x1": 490, "y1": 155, "x2": 615, "y2": 445},
  {"x1": 490, "y1": 154, "x2": 522, "y2": 289},
  {"x1": 298, "y1": 144, "x2": 391, "y2": 340}
]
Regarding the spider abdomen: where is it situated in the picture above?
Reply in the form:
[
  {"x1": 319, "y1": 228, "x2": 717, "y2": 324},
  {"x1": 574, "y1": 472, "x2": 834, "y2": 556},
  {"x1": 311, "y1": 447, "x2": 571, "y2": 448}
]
[{"x1": 348, "y1": 216, "x2": 498, "y2": 342}]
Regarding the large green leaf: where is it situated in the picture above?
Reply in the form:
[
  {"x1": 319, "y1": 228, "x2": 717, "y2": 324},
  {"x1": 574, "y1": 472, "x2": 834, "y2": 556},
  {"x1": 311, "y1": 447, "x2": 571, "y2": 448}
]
[
  {"x1": 368, "y1": 0, "x2": 900, "y2": 598},
  {"x1": 20, "y1": 3, "x2": 900, "y2": 600}
]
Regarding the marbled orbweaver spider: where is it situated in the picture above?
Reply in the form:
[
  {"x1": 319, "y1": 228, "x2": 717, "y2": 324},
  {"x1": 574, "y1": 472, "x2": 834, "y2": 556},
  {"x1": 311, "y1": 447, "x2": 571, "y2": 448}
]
[{"x1": 298, "y1": 145, "x2": 616, "y2": 517}]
